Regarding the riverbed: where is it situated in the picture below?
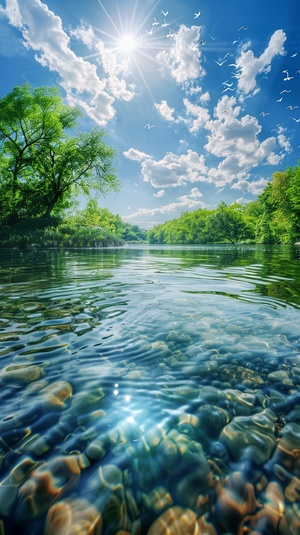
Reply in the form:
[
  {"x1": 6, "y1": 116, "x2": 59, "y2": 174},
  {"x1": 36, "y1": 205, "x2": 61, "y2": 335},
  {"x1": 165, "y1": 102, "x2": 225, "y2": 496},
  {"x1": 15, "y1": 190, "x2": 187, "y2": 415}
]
[{"x1": 0, "y1": 244, "x2": 300, "y2": 534}]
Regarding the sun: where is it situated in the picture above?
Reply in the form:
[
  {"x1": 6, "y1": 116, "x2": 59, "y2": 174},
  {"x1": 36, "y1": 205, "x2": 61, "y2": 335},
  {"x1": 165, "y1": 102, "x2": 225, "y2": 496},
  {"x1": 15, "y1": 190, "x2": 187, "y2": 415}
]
[{"x1": 118, "y1": 33, "x2": 138, "y2": 54}]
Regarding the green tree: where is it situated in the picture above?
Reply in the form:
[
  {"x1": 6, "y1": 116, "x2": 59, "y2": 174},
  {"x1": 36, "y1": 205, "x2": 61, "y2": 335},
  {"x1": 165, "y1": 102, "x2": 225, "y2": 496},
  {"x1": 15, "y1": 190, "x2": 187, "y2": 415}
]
[
  {"x1": 257, "y1": 166, "x2": 300, "y2": 242},
  {"x1": 207, "y1": 202, "x2": 252, "y2": 244},
  {"x1": 0, "y1": 84, "x2": 119, "y2": 224}
]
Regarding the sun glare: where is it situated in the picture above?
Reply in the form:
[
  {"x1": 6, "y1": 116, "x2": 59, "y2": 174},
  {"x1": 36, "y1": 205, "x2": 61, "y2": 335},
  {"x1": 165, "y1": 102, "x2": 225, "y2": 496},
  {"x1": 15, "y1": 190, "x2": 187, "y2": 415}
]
[{"x1": 118, "y1": 34, "x2": 138, "y2": 54}]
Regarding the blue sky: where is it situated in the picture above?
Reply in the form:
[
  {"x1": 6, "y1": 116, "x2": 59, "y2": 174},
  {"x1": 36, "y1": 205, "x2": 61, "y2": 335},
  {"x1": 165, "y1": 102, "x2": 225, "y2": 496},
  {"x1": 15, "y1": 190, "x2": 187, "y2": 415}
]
[{"x1": 0, "y1": 0, "x2": 299, "y2": 229}]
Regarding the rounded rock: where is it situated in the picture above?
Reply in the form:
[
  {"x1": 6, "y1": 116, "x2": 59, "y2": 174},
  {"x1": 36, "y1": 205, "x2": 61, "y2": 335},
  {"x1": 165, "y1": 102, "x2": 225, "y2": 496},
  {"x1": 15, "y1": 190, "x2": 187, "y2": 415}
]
[
  {"x1": 44, "y1": 498, "x2": 102, "y2": 534},
  {"x1": 146, "y1": 506, "x2": 198, "y2": 535}
]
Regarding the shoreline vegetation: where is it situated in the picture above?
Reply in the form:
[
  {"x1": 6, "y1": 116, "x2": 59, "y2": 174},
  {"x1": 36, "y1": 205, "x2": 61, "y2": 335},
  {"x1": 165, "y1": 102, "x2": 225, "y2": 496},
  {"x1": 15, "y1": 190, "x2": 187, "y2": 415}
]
[
  {"x1": 1, "y1": 160, "x2": 300, "y2": 249},
  {"x1": 0, "y1": 84, "x2": 299, "y2": 249}
]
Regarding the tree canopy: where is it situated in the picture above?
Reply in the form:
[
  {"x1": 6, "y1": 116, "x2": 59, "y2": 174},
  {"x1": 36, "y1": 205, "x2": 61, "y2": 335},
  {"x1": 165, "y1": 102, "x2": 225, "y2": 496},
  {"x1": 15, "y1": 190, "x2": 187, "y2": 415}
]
[
  {"x1": 147, "y1": 162, "x2": 300, "y2": 245},
  {"x1": 0, "y1": 84, "x2": 119, "y2": 225}
]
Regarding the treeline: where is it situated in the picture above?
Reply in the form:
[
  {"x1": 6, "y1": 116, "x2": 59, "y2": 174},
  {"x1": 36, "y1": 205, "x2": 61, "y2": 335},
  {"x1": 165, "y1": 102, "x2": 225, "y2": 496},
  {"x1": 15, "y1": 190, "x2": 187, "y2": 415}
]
[
  {"x1": 147, "y1": 163, "x2": 300, "y2": 245},
  {"x1": 0, "y1": 200, "x2": 146, "y2": 248}
]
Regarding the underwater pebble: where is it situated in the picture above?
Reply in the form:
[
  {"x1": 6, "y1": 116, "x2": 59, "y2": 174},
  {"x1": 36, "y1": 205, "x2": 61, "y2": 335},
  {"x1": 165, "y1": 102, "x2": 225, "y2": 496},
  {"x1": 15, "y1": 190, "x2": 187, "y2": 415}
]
[
  {"x1": 146, "y1": 506, "x2": 198, "y2": 535},
  {"x1": 0, "y1": 363, "x2": 45, "y2": 386},
  {"x1": 220, "y1": 408, "x2": 277, "y2": 464},
  {"x1": 44, "y1": 498, "x2": 102, "y2": 535}
]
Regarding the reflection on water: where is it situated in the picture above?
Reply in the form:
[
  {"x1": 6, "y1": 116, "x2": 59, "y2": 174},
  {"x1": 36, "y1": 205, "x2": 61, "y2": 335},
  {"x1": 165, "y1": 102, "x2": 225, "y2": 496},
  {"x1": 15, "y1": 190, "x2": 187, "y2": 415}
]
[{"x1": 0, "y1": 244, "x2": 300, "y2": 534}]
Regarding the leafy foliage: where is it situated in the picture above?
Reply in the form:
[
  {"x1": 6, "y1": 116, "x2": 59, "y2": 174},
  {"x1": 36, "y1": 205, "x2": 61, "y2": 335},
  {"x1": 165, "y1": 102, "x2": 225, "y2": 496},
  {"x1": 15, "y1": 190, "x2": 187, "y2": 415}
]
[
  {"x1": 0, "y1": 84, "x2": 119, "y2": 224},
  {"x1": 0, "y1": 201, "x2": 146, "y2": 248},
  {"x1": 147, "y1": 162, "x2": 300, "y2": 245}
]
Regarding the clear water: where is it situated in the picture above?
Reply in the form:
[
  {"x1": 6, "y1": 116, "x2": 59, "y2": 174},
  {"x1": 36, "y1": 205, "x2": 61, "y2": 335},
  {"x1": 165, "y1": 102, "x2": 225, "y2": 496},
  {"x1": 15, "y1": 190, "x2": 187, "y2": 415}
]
[{"x1": 0, "y1": 244, "x2": 300, "y2": 534}]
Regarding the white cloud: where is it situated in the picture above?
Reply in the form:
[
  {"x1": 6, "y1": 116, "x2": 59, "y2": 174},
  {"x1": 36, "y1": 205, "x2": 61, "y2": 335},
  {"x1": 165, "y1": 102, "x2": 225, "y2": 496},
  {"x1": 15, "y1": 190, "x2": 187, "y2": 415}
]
[
  {"x1": 247, "y1": 177, "x2": 270, "y2": 195},
  {"x1": 155, "y1": 100, "x2": 175, "y2": 122},
  {"x1": 189, "y1": 187, "x2": 203, "y2": 198},
  {"x1": 230, "y1": 176, "x2": 270, "y2": 195},
  {"x1": 277, "y1": 126, "x2": 292, "y2": 153},
  {"x1": 153, "y1": 189, "x2": 165, "y2": 198},
  {"x1": 67, "y1": 92, "x2": 116, "y2": 126},
  {"x1": 1, "y1": 1, "x2": 135, "y2": 124},
  {"x1": 183, "y1": 98, "x2": 210, "y2": 132},
  {"x1": 123, "y1": 148, "x2": 151, "y2": 161},
  {"x1": 0, "y1": 0, "x2": 22, "y2": 26},
  {"x1": 70, "y1": 23, "x2": 95, "y2": 48},
  {"x1": 199, "y1": 91, "x2": 210, "y2": 104},
  {"x1": 202, "y1": 95, "x2": 287, "y2": 187},
  {"x1": 236, "y1": 29, "x2": 287, "y2": 97},
  {"x1": 233, "y1": 197, "x2": 251, "y2": 205},
  {"x1": 141, "y1": 150, "x2": 208, "y2": 188},
  {"x1": 156, "y1": 24, "x2": 205, "y2": 85},
  {"x1": 123, "y1": 188, "x2": 205, "y2": 222}
]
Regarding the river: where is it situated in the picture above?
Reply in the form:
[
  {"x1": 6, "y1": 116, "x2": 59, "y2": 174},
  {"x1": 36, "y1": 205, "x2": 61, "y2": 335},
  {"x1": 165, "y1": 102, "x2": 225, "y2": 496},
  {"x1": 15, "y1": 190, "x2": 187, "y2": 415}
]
[{"x1": 0, "y1": 244, "x2": 300, "y2": 534}]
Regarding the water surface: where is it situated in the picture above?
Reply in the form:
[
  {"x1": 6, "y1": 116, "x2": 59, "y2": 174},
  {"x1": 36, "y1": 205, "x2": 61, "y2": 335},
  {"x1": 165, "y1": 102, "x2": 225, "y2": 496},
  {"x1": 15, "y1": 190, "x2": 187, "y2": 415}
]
[{"x1": 0, "y1": 244, "x2": 300, "y2": 534}]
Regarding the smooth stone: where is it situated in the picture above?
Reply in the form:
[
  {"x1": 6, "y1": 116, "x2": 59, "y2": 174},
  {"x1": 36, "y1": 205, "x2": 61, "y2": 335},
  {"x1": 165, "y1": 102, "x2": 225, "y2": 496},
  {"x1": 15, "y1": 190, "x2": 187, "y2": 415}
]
[
  {"x1": 69, "y1": 389, "x2": 105, "y2": 414},
  {"x1": 85, "y1": 438, "x2": 107, "y2": 461},
  {"x1": 175, "y1": 413, "x2": 200, "y2": 439},
  {"x1": 221, "y1": 389, "x2": 258, "y2": 416},
  {"x1": 0, "y1": 457, "x2": 41, "y2": 516},
  {"x1": 123, "y1": 368, "x2": 149, "y2": 380},
  {"x1": 175, "y1": 464, "x2": 214, "y2": 512},
  {"x1": 267, "y1": 370, "x2": 294, "y2": 387},
  {"x1": 183, "y1": 361, "x2": 219, "y2": 378},
  {"x1": 248, "y1": 481, "x2": 284, "y2": 534},
  {"x1": 39, "y1": 381, "x2": 73, "y2": 407},
  {"x1": 213, "y1": 471, "x2": 259, "y2": 533},
  {"x1": 220, "y1": 409, "x2": 277, "y2": 464},
  {"x1": 142, "y1": 487, "x2": 173, "y2": 514},
  {"x1": 276, "y1": 422, "x2": 300, "y2": 468},
  {"x1": 166, "y1": 332, "x2": 192, "y2": 345},
  {"x1": 44, "y1": 498, "x2": 102, "y2": 534},
  {"x1": 219, "y1": 365, "x2": 264, "y2": 388},
  {"x1": 157, "y1": 438, "x2": 181, "y2": 474},
  {"x1": 160, "y1": 383, "x2": 199, "y2": 402},
  {"x1": 0, "y1": 363, "x2": 45, "y2": 386},
  {"x1": 16, "y1": 454, "x2": 83, "y2": 520},
  {"x1": 146, "y1": 506, "x2": 198, "y2": 535},
  {"x1": 197, "y1": 405, "x2": 231, "y2": 443}
]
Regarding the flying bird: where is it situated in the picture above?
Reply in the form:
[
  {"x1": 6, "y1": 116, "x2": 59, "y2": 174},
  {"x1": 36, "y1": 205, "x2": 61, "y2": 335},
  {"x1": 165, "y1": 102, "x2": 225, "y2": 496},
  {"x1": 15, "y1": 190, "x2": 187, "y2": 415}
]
[
  {"x1": 152, "y1": 17, "x2": 159, "y2": 26},
  {"x1": 280, "y1": 89, "x2": 291, "y2": 94},
  {"x1": 232, "y1": 39, "x2": 240, "y2": 45},
  {"x1": 286, "y1": 105, "x2": 298, "y2": 110},
  {"x1": 161, "y1": 10, "x2": 168, "y2": 16},
  {"x1": 291, "y1": 53, "x2": 297, "y2": 57},
  {"x1": 214, "y1": 59, "x2": 227, "y2": 66},
  {"x1": 144, "y1": 123, "x2": 155, "y2": 129},
  {"x1": 145, "y1": 27, "x2": 154, "y2": 35},
  {"x1": 283, "y1": 70, "x2": 293, "y2": 81},
  {"x1": 210, "y1": 35, "x2": 217, "y2": 40},
  {"x1": 222, "y1": 81, "x2": 233, "y2": 87},
  {"x1": 291, "y1": 117, "x2": 300, "y2": 122},
  {"x1": 222, "y1": 87, "x2": 234, "y2": 93},
  {"x1": 194, "y1": 11, "x2": 201, "y2": 18},
  {"x1": 161, "y1": 19, "x2": 170, "y2": 27},
  {"x1": 260, "y1": 112, "x2": 270, "y2": 117},
  {"x1": 276, "y1": 97, "x2": 283, "y2": 102},
  {"x1": 238, "y1": 25, "x2": 248, "y2": 31},
  {"x1": 188, "y1": 44, "x2": 198, "y2": 51}
]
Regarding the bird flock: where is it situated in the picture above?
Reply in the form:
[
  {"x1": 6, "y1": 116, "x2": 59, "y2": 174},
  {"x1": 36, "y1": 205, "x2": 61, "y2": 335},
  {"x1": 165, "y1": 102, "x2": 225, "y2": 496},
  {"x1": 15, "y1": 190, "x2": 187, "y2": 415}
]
[{"x1": 143, "y1": 8, "x2": 299, "y2": 130}]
